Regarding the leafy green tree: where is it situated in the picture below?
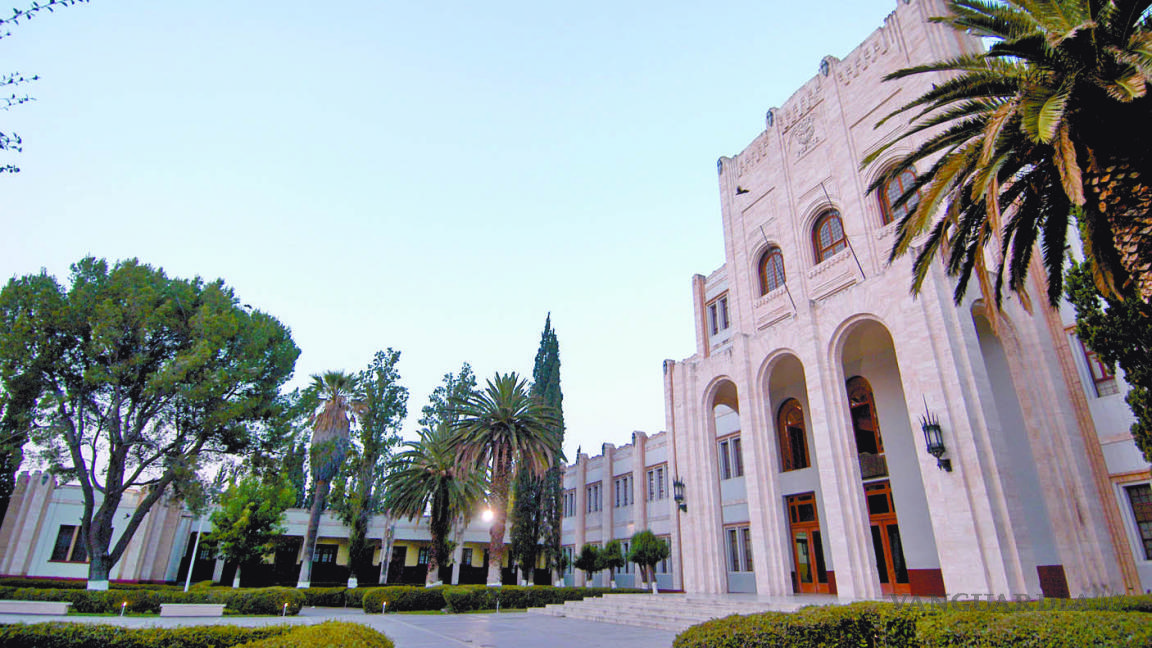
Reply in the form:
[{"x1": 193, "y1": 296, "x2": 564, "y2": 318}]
[
  {"x1": 330, "y1": 349, "x2": 408, "y2": 585},
  {"x1": 419, "y1": 363, "x2": 476, "y2": 431},
  {"x1": 573, "y1": 544, "x2": 601, "y2": 582},
  {"x1": 296, "y1": 371, "x2": 357, "y2": 588},
  {"x1": 599, "y1": 538, "x2": 626, "y2": 587},
  {"x1": 1, "y1": 0, "x2": 89, "y2": 173},
  {"x1": 866, "y1": 0, "x2": 1152, "y2": 305},
  {"x1": 451, "y1": 372, "x2": 560, "y2": 586},
  {"x1": 382, "y1": 424, "x2": 485, "y2": 585},
  {"x1": 208, "y1": 473, "x2": 295, "y2": 587},
  {"x1": 628, "y1": 530, "x2": 670, "y2": 593},
  {"x1": 1066, "y1": 261, "x2": 1152, "y2": 457},
  {"x1": 0, "y1": 257, "x2": 299, "y2": 588},
  {"x1": 510, "y1": 315, "x2": 566, "y2": 585}
]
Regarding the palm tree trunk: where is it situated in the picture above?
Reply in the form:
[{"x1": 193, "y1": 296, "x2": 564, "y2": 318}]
[
  {"x1": 486, "y1": 456, "x2": 512, "y2": 586},
  {"x1": 1085, "y1": 160, "x2": 1152, "y2": 301},
  {"x1": 296, "y1": 479, "x2": 331, "y2": 589}
]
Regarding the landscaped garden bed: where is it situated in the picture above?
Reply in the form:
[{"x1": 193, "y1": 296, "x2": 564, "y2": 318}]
[
  {"x1": 0, "y1": 586, "x2": 305, "y2": 615},
  {"x1": 673, "y1": 597, "x2": 1152, "y2": 648},
  {"x1": 359, "y1": 585, "x2": 647, "y2": 613},
  {"x1": 0, "y1": 620, "x2": 391, "y2": 648}
]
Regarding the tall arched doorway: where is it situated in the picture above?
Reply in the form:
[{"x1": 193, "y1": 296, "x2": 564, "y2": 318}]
[{"x1": 839, "y1": 319, "x2": 942, "y2": 597}]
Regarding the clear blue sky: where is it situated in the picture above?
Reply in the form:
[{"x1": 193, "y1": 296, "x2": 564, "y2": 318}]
[{"x1": 3, "y1": 0, "x2": 904, "y2": 459}]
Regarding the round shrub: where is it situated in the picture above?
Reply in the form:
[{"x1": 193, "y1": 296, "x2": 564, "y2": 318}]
[
  {"x1": 362, "y1": 586, "x2": 447, "y2": 613},
  {"x1": 237, "y1": 621, "x2": 393, "y2": 648}
]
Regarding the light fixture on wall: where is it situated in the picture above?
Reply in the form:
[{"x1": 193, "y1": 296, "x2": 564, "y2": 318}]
[
  {"x1": 920, "y1": 402, "x2": 952, "y2": 472},
  {"x1": 673, "y1": 479, "x2": 687, "y2": 513}
]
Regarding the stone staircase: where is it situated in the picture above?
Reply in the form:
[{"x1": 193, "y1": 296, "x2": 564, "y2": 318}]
[{"x1": 527, "y1": 592, "x2": 842, "y2": 634}]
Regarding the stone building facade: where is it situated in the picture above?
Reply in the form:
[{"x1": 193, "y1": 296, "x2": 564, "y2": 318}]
[{"x1": 656, "y1": 0, "x2": 1150, "y2": 599}]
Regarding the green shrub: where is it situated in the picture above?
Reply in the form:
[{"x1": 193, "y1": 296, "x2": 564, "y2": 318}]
[
  {"x1": 0, "y1": 622, "x2": 289, "y2": 648},
  {"x1": 917, "y1": 610, "x2": 1152, "y2": 647},
  {"x1": 301, "y1": 587, "x2": 348, "y2": 608},
  {"x1": 361, "y1": 586, "x2": 448, "y2": 613},
  {"x1": 441, "y1": 585, "x2": 646, "y2": 613},
  {"x1": 1, "y1": 586, "x2": 304, "y2": 615},
  {"x1": 0, "y1": 578, "x2": 181, "y2": 591},
  {"x1": 673, "y1": 602, "x2": 928, "y2": 648},
  {"x1": 213, "y1": 587, "x2": 305, "y2": 616},
  {"x1": 237, "y1": 621, "x2": 393, "y2": 648}
]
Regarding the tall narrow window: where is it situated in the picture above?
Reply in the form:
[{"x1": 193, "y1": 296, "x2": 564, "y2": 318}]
[
  {"x1": 758, "y1": 247, "x2": 787, "y2": 294},
  {"x1": 726, "y1": 525, "x2": 753, "y2": 572},
  {"x1": 1080, "y1": 338, "x2": 1120, "y2": 397},
  {"x1": 647, "y1": 465, "x2": 667, "y2": 500},
  {"x1": 732, "y1": 438, "x2": 744, "y2": 477},
  {"x1": 847, "y1": 377, "x2": 884, "y2": 455},
  {"x1": 1127, "y1": 484, "x2": 1152, "y2": 559},
  {"x1": 879, "y1": 167, "x2": 920, "y2": 225},
  {"x1": 707, "y1": 295, "x2": 730, "y2": 336},
  {"x1": 49, "y1": 525, "x2": 86, "y2": 562},
  {"x1": 719, "y1": 439, "x2": 732, "y2": 480},
  {"x1": 777, "y1": 399, "x2": 810, "y2": 471},
  {"x1": 813, "y1": 209, "x2": 847, "y2": 262}
]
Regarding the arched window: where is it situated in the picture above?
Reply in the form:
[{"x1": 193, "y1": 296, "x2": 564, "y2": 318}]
[
  {"x1": 846, "y1": 376, "x2": 884, "y2": 456},
  {"x1": 813, "y1": 210, "x2": 847, "y2": 263},
  {"x1": 758, "y1": 247, "x2": 786, "y2": 295},
  {"x1": 879, "y1": 167, "x2": 920, "y2": 225},
  {"x1": 777, "y1": 399, "x2": 810, "y2": 472}
]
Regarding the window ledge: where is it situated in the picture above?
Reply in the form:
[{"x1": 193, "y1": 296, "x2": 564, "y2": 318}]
[
  {"x1": 806, "y1": 248, "x2": 859, "y2": 301},
  {"x1": 754, "y1": 286, "x2": 794, "y2": 329}
]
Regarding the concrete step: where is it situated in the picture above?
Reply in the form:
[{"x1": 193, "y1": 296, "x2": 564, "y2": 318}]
[{"x1": 527, "y1": 593, "x2": 835, "y2": 633}]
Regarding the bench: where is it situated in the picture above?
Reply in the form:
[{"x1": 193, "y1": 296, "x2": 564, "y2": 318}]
[
  {"x1": 0, "y1": 600, "x2": 72, "y2": 615},
  {"x1": 159, "y1": 603, "x2": 226, "y2": 617}
]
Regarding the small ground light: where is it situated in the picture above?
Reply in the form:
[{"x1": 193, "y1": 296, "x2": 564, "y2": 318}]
[
  {"x1": 120, "y1": 601, "x2": 127, "y2": 617},
  {"x1": 281, "y1": 602, "x2": 288, "y2": 617},
  {"x1": 382, "y1": 601, "x2": 388, "y2": 614}
]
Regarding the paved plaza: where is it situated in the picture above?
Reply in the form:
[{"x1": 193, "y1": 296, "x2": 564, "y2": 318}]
[{"x1": 0, "y1": 607, "x2": 679, "y2": 648}]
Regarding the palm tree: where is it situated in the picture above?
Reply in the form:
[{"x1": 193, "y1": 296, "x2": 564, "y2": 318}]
[
  {"x1": 296, "y1": 370, "x2": 357, "y2": 588},
  {"x1": 382, "y1": 424, "x2": 486, "y2": 586},
  {"x1": 450, "y1": 372, "x2": 560, "y2": 586},
  {"x1": 866, "y1": 0, "x2": 1152, "y2": 306}
]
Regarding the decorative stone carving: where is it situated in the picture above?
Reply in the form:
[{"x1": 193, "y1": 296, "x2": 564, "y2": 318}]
[{"x1": 792, "y1": 112, "x2": 823, "y2": 159}]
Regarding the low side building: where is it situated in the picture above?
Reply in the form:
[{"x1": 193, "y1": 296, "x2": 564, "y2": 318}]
[
  {"x1": 0, "y1": 470, "x2": 510, "y2": 587},
  {"x1": 560, "y1": 431, "x2": 680, "y2": 590}
]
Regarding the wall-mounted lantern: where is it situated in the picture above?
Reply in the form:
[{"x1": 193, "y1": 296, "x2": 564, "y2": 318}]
[
  {"x1": 920, "y1": 404, "x2": 952, "y2": 472},
  {"x1": 673, "y1": 479, "x2": 687, "y2": 513}
]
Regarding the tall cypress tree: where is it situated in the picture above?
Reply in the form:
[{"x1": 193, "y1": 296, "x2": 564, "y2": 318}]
[{"x1": 509, "y1": 315, "x2": 565, "y2": 584}]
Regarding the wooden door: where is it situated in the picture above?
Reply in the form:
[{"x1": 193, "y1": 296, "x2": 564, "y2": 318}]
[{"x1": 786, "y1": 493, "x2": 830, "y2": 594}]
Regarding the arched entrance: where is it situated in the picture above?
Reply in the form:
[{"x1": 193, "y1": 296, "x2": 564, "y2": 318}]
[
  {"x1": 709, "y1": 379, "x2": 756, "y2": 594},
  {"x1": 839, "y1": 319, "x2": 942, "y2": 597},
  {"x1": 766, "y1": 353, "x2": 832, "y2": 594}
]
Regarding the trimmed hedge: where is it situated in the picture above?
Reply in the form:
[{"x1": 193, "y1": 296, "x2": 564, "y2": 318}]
[
  {"x1": 299, "y1": 586, "x2": 370, "y2": 608},
  {"x1": 917, "y1": 611, "x2": 1152, "y2": 647},
  {"x1": 442, "y1": 586, "x2": 646, "y2": 613},
  {"x1": 360, "y1": 585, "x2": 647, "y2": 614},
  {"x1": 362, "y1": 586, "x2": 453, "y2": 613},
  {"x1": 0, "y1": 578, "x2": 180, "y2": 590},
  {"x1": 673, "y1": 602, "x2": 927, "y2": 648},
  {"x1": 0, "y1": 586, "x2": 305, "y2": 615},
  {"x1": 238, "y1": 621, "x2": 393, "y2": 648},
  {"x1": 0, "y1": 622, "x2": 290, "y2": 648},
  {"x1": 673, "y1": 600, "x2": 1152, "y2": 648}
]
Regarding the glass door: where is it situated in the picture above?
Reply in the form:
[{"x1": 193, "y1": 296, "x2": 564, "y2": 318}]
[
  {"x1": 865, "y1": 481, "x2": 909, "y2": 595},
  {"x1": 786, "y1": 492, "x2": 830, "y2": 594}
]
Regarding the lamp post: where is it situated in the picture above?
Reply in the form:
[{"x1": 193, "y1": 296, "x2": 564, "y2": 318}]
[{"x1": 919, "y1": 403, "x2": 952, "y2": 472}]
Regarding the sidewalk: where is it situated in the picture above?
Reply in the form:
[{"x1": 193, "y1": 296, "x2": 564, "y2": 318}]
[{"x1": 0, "y1": 607, "x2": 679, "y2": 648}]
